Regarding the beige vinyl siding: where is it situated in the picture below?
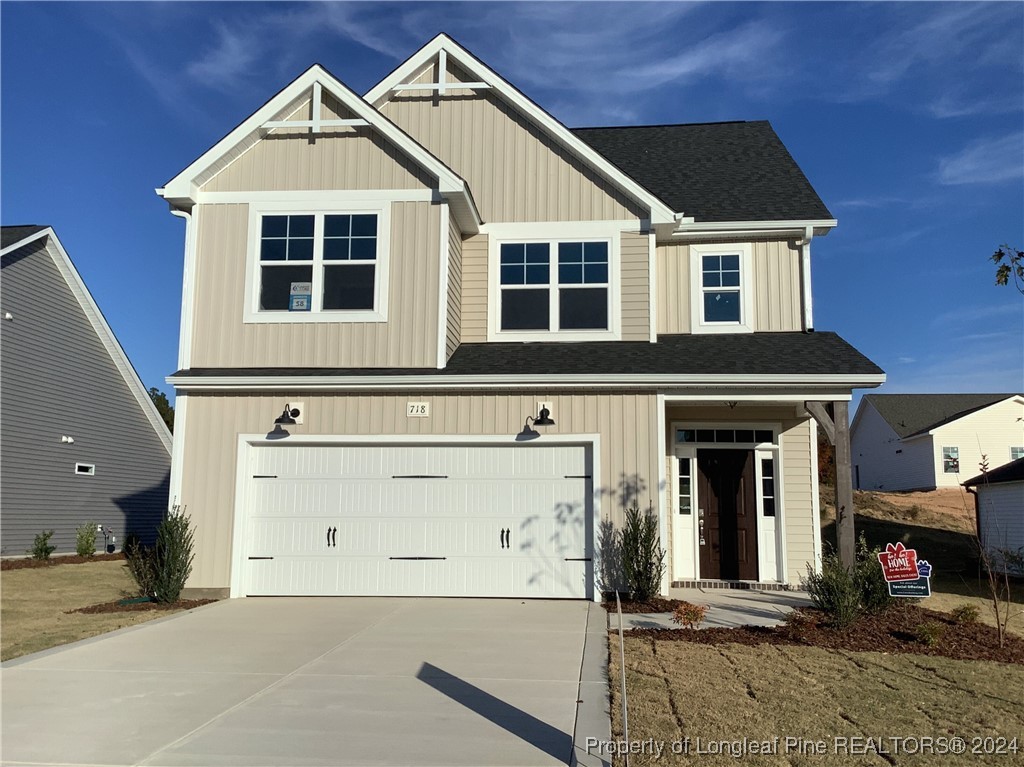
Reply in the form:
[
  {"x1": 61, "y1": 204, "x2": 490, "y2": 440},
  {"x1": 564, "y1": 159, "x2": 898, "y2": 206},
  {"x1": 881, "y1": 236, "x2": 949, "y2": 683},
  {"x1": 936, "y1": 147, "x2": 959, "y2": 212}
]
[
  {"x1": 202, "y1": 97, "x2": 435, "y2": 193},
  {"x1": 445, "y1": 209, "x2": 463, "y2": 360},
  {"x1": 189, "y1": 202, "x2": 441, "y2": 368},
  {"x1": 620, "y1": 231, "x2": 652, "y2": 341},
  {"x1": 460, "y1": 234, "x2": 488, "y2": 342},
  {"x1": 928, "y1": 397, "x2": 1024, "y2": 489},
  {"x1": 179, "y1": 391, "x2": 659, "y2": 589},
  {"x1": 378, "y1": 63, "x2": 645, "y2": 223},
  {"x1": 656, "y1": 238, "x2": 803, "y2": 334}
]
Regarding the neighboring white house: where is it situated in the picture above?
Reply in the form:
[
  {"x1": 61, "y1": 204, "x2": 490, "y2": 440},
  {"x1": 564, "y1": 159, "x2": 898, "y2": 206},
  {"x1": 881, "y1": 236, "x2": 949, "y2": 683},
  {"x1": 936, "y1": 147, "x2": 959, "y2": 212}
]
[
  {"x1": 851, "y1": 393, "x2": 1024, "y2": 491},
  {"x1": 964, "y1": 458, "x2": 1024, "y2": 574}
]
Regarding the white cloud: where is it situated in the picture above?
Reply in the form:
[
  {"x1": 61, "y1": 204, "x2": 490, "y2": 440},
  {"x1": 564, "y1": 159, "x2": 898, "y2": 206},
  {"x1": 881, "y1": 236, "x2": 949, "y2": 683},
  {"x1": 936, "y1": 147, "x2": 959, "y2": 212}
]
[
  {"x1": 938, "y1": 133, "x2": 1024, "y2": 185},
  {"x1": 186, "y1": 23, "x2": 260, "y2": 91}
]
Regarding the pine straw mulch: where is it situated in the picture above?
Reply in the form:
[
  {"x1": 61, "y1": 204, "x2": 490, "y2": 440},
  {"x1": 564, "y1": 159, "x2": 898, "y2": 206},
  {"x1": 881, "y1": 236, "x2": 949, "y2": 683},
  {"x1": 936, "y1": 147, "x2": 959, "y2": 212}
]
[
  {"x1": 622, "y1": 603, "x2": 1024, "y2": 665},
  {"x1": 1, "y1": 552, "x2": 126, "y2": 571},
  {"x1": 66, "y1": 598, "x2": 216, "y2": 615}
]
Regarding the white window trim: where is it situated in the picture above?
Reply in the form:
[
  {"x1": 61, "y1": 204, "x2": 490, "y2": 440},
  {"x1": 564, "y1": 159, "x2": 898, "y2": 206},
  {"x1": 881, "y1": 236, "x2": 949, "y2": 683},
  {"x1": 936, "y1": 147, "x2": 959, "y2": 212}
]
[
  {"x1": 75, "y1": 463, "x2": 96, "y2": 476},
  {"x1": 689, "y1": 241, "x2": 754, "y2": 334},
  {"x1": 243, "y1": 200, "x2": 391, "y2": 324},
  {"x1": 1011, "y1": 446, "x2": 1024, "y2": 461},
  {"x1": 486, "y1": 225, "x2": 622, "y2": 342}
]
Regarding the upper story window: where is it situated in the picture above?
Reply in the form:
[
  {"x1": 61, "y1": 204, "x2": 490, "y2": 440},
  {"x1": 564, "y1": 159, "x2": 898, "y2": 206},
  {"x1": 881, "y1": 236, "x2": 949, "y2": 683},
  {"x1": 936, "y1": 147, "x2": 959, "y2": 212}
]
[
  {"x1": 245, "y1": 202, "x2": 390, "y2": 324},
  {"x1": 689, "y1": 242, "x2": 753, "y2": 334},
  {"x1": 1011, "y1": 446, "x2": 1024, "y2": 461},
  {"x1": 488, "y1": 227, "x2": 621, "y2": 341}
]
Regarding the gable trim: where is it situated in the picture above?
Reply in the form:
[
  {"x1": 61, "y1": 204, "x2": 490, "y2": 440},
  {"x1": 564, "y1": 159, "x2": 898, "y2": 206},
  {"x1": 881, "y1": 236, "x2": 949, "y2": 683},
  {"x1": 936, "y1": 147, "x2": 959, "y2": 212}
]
[
  {"x1": 1, "y1": 228, "x2": 173, "y2": 455},
  {"x1": 157, "y1": 64, "x2": 481, "y2": 234},
  {"x1": 364, "y1": 34, "x2": 677, "y2": 225}
]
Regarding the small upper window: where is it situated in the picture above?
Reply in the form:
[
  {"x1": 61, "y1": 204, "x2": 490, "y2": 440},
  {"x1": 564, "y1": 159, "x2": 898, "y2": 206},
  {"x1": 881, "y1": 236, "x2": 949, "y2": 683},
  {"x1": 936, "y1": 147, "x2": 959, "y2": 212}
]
[
  {"x1": 1011, "y1": 447, "x2": 1024, "y2": 461},
  {"x1": 942, "y1": 446, "x2": 959, "y2": 474},
  {"x1": 247, "y1": 205, "x2": 389, "y2": 323},
  {"x1": 690, "y1": 243, "x2": 753, "y2": 333},
  {"x1": 75, "y1": 463, "x2": 96, "y2": 476}
]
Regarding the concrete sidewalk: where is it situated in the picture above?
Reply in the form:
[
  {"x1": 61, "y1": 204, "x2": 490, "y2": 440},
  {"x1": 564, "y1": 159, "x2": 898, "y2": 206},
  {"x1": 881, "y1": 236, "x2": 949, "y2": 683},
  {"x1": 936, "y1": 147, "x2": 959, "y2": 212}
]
[
  {"x1": 2, "y1": 598, "x2": 609, "y2": 767},
  {"x1": 609, "y1": 587, "x2": 811, "y2": 630}
]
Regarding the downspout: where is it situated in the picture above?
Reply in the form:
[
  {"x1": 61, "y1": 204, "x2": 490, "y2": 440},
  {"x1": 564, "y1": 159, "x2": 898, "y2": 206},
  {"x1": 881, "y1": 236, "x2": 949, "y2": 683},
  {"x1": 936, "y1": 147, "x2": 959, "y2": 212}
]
[
  {"x1": 796, "y1": 225, "x2": 814, "y2": 332},
  {"x1": 168, "y1": 207, "x2": 193, "y2": 514}
]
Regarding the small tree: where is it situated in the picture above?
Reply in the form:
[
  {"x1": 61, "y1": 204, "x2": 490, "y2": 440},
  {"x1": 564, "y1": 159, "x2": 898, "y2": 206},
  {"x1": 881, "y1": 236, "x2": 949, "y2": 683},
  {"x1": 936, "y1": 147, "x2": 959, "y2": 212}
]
[
  {"x1": 990, "y1": 244, "x2": 1024, "y2": 295},
  {"x1": 75, "y1": 522, "x2": 97, "y2": 557},
  {"x1": 28, "y1": 530, "x2": 56, "y2": 560},
  {"x1": 148, "y1": 387, "x2": 175, "y2": 432},
  {"x1": 125, "y1": 506, "x2": 195, "y2": 603},
  {"x1": 619, "y1": 504, "x2": 665, "y2": 600}
]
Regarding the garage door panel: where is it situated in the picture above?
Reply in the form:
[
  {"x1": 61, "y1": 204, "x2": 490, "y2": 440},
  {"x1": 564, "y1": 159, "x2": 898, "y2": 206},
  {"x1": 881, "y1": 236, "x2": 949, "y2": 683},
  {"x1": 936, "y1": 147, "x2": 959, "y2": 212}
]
[{"x1": 241, "y1": 444, "x2": 591, "y2": 598}]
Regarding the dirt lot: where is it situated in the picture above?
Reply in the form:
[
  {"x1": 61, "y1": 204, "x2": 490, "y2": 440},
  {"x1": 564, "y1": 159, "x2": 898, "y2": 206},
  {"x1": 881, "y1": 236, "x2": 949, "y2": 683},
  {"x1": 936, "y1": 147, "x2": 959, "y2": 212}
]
[{"x1": 609, "y1": 634, "x2": 1024, "y2": 766}]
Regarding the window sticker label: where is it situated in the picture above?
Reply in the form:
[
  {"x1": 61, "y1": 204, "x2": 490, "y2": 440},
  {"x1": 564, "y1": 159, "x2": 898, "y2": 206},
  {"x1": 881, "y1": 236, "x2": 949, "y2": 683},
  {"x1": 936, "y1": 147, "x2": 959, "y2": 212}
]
[{"x1": 289, "y1": 281, "x2": 312, "y2": 311}]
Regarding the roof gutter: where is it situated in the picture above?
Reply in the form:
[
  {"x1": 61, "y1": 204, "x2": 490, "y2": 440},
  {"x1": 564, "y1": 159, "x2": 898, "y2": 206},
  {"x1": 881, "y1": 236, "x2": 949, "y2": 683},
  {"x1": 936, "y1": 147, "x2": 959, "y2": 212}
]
[
  {"x1": 796, "y1": 225, "x2": 814, "y2": 332},
  {"x1": 670, "y1": 218, "x2": 837, "y2": 239}
]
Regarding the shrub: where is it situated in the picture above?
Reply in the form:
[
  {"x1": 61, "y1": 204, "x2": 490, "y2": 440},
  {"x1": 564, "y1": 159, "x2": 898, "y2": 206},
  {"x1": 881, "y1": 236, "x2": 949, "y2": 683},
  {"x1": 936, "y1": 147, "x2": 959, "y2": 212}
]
[
  {"x1": 915, "y1": 621, "x2": 945, "y2": 647},
  {"x1": 75, "y1": 522, "x2": 97, "y2": 557},
  {"x1": 950, "y1": 604, "x2": 980, "y2": 625},
  {"x1": 853, "y1": 534, "x2": 895, "y2": 614},
  {"x1": 805, "y1": 551, "x2": 861, "y2": 628},
  {"x1": 619, "y1": 504, "x2": 665, "y2": 601},
  {"x1": 28, "y1": 530, "x2": 56, "y2": 560},
  {"x1": 124, "y1": 509, "x2": 195, "y2": 603},
  {"x1": 671, "y1": 601, "x2": 709, "y2": 629}
]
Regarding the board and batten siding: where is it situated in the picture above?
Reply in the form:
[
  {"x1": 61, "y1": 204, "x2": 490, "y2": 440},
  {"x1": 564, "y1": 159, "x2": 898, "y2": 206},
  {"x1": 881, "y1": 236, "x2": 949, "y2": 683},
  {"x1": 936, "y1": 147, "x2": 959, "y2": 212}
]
[
  {"x1": 657, "y1": 239, "x2": 803, "y2": 334},
  {"x1": 664, "y1": 406, "x2": 818, "y2": 584},
  {"x1": 1, "y1": 239, "x2": 170, "y2": 555},
  {"x1": 179, "y1": 391, "x2": 659, "y2": 590},
  {"x1": 445, "y1": 209, "x2": 463, "y2": 360},
  {"x1": 620, "y1": 231, "x2": 651, "y2": 341},
  {"x1": 378, "y1": 62, "x2": 646, "y2": 223},
  {"x1": 202, "y1": 97, "x2": 435, "y2": 193},
  {"x1": 189, "y1": 201, "x2": 441, "y2": 368},
  {"x1": 460, "y1": 234, "x2": 488, "y2": 342}
]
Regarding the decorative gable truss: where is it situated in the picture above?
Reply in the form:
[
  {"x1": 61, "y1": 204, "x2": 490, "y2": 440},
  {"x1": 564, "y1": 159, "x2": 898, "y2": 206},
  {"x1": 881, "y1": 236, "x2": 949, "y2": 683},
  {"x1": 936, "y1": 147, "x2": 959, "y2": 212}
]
[{"x1": 157, "y1": 64, "x2": 482, "y2": 235}]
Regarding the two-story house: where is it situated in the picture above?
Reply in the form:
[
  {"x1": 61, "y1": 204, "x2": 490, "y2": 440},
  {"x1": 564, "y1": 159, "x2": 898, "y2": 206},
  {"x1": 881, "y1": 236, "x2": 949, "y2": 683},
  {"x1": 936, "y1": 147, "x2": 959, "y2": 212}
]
[{"x1": 159, "y1": 35, "x2": 884, "y2": 601}]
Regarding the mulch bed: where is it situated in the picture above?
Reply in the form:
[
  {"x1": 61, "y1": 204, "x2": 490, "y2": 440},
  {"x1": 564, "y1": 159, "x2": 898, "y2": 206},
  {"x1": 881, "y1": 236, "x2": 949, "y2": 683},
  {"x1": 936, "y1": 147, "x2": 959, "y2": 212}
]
[
  {"x1": 1, "y1": 552, "x2": 126, "y2": 571},
  {"x1": 622, "y1": 603, "x2": 1024, "y2": 665},
  {"x1": 602, "y1": 597, "x2": 690, "y2": 613},
  {"x1": 66, "y1": 599, "x2": 216, "y2": 615}
]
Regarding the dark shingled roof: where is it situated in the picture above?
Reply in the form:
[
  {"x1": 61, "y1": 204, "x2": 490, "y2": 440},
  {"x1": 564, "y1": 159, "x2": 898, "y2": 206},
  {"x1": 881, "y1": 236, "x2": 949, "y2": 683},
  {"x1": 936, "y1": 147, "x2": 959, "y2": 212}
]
[
  {"x1": 864, "y1": 393, "x2": 1021, "y2": 439},
  {"x1": 173, "y1": 331, "x2": 883, "y2": 379},
  {"x1": 963, "y1": 457, "x2": 1024, "y2": 487},
  {"x1": 1, "y1": 225, "x2": 48, "y2": 249},
  {"x1": 572, "y1": 122, "x2": 833, "y2": 222}
]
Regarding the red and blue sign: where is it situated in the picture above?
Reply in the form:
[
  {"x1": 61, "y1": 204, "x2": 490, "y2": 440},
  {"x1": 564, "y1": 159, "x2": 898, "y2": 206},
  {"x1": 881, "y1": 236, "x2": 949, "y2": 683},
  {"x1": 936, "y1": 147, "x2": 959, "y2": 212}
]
[{"x1": 878, "y1": 542, "x2": 932, "y2": 598}]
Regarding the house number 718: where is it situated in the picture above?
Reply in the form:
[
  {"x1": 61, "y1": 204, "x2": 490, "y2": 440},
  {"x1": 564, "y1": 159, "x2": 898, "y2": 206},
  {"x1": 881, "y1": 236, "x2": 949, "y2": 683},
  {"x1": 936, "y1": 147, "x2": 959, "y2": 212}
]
[{"x1": 407, "y1": 402, "x2": 430, "y2": 417}]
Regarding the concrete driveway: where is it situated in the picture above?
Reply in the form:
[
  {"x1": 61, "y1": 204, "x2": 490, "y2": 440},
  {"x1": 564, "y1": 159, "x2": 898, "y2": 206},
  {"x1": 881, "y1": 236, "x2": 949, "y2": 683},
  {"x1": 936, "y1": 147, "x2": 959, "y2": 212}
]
[{"x1": 1, "y1": 598, "x2": 609, "y2": 767}]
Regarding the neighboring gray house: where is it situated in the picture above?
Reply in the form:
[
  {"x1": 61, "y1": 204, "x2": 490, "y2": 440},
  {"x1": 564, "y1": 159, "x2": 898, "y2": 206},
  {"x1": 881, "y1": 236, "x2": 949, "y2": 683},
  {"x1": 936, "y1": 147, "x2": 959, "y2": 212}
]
[
  {"x1": 964, "y1": 458, "x2": 1024, "y2": 574},
  {"x1": 1, "y1": 226, "x2": 172, "y2": 555},
  {"x1": 851, "y1": 393, "x2": 1024, "y2": 491}
]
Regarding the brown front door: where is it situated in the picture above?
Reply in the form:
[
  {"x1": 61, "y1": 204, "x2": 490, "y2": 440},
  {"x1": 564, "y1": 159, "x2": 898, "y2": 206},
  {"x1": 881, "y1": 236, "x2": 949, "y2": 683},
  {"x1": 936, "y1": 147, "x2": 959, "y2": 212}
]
[{"x1": 697, "y1": 449, "x2": 758, "y2": 580}]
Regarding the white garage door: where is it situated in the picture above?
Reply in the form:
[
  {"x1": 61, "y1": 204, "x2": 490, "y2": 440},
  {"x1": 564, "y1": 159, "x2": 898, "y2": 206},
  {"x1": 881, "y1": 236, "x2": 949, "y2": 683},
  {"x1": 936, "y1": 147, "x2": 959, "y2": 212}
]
[{"x1": 238, "y1": 444, "x2": 592, "y2": 599}]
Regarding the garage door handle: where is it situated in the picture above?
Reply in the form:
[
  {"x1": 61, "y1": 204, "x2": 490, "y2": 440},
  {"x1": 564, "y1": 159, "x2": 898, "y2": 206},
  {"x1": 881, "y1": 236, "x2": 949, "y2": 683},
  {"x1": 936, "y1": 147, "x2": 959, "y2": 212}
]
[
  {"x1": 564, "y1": 558, "x2": 592, "y2": 562},
  {"x1": 326, "y1": 526, "x2": 337, "y2": 548},
  {"x1": 499, "y1": 528, "x2": 510, "y2": 549},
  {"x1": 389, "y1": 556, "x2": 447, "y2": 561}
]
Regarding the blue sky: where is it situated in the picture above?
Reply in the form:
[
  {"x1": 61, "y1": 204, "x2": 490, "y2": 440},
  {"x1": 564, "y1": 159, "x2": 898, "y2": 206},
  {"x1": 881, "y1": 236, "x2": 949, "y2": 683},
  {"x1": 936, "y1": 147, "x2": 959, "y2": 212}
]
[{"x1": 3, "y1": 2, "x2": 1022, "y2": 411}]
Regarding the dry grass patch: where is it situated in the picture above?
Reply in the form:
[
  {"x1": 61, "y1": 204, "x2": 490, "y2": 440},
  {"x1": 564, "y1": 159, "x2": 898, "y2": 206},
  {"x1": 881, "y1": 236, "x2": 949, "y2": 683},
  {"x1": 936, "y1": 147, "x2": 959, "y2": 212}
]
[
  {"x1": 1, "y1": 560, "x2": 192, "y2": 661},
  {"x1": 610, "y1": 635, "x2": 1024, "y2": 766}
]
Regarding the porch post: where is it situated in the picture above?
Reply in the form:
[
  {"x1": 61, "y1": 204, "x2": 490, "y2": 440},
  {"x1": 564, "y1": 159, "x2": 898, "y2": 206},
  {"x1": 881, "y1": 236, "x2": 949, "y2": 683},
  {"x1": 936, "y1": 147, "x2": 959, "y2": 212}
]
[{"x1": 805, "y1": 400, "x2": 856, "y2": 569}]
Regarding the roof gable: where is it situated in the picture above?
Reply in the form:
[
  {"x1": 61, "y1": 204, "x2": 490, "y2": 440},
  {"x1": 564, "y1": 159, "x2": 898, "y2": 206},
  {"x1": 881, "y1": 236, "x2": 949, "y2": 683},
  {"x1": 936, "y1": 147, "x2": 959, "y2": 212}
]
[
  {"x1": 864, "y1": 393, "x2": 1021, "y2": 439},
  {"x1": 364, "y1": 33, "x2": 676, "y2": 226},
  {"x1": 572, "y1": 122, "x2": 834, "y2": 223},
  {"x1": 963, "y1": 457, "x2": 1024, "y2": 486},
  {"x1": 157, "y1": 65, "x2": 481, "y2": 232},
  {"x1": 1, "y1": 227, "x2": 173, "y2": 454}
]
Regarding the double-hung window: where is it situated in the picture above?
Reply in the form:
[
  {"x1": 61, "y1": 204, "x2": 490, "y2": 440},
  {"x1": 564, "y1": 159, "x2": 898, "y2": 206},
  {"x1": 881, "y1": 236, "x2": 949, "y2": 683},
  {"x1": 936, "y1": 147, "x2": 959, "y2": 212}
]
[
  {"x1": 690, "y1": 242, "x2": 753, "y2": 333},
  {"x1": 942, "y1": 446, "x2": 960, "y2": 474},
  {"x1": 246, "y1": 203, "x2": 389, "y2": 323},
  {"x1": 494, "y1": 236, "x2": 616, "y2": 339}
]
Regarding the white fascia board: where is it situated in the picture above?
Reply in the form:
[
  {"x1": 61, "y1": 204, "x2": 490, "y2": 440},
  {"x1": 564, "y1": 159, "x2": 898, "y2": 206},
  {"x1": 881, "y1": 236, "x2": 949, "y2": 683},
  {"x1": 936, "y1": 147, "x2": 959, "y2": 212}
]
[
  {"x1": 365, "y1": 34, "x2": 676, "y2": 225},
  {"x1": 671, "y1": 219, "x2": 837, "y2": 239},
  {"x1": 168, "y1": 373, "x2": 886, "y2": 392},
  {"x1": 158, "y1": 64, "x2": 477, "y2": 226},
  {"x1": 11, "y1": 229, "x2": 173, "y2": 454}
]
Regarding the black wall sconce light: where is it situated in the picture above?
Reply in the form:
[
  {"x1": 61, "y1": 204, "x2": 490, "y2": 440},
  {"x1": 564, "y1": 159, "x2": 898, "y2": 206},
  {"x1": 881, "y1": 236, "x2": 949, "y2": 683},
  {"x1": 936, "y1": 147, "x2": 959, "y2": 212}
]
[
  {"x1": 268, "y1": 404, "x2": 301, "y2": 439},
  {"x1": 516, "y1": 406, "x2": 555, "y2": 441}
]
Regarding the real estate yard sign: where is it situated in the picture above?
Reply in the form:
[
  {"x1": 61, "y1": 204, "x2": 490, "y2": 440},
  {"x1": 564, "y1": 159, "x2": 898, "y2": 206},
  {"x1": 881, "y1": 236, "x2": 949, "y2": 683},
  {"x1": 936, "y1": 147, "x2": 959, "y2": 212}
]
[{"x1": 878, "y1": 542, "x2": 932, "y2": 598}]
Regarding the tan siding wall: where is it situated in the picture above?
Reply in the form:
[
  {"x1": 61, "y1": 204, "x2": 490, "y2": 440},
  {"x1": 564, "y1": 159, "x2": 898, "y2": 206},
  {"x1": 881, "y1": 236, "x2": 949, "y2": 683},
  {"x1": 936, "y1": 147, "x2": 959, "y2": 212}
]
[
  {"x1": 656, "y1": 239, "x2": 803, "y2": 334},
  {"x1": 379, "y1": 66, "x2": 645, "y2": 223},
  {"x1": 189, "y1": 202, "x2": 441, "y2": 368},
  {"x1": 202, "y1": 101, "x2": 434, "y2": 192},
  {"x1": 445, "y1": 210, "x2": 463, "y2": 359},
  {"x1": 620, "y1": 231, "x2": 652, "y2": 341},
  {"x1": 929, "y1": 398, "x2": 1024, "y2": 489},
  {"x1": 460, "y1": 234, "x2": 488, "y2": 341},
  {"x1": 180, "y1": 391, "x2": 660, "y2": 589}
]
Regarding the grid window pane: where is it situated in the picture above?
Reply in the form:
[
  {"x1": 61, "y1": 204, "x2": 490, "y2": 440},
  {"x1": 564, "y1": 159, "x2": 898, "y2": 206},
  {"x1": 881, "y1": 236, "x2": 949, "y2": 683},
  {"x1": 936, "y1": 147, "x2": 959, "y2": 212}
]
[
  {"x1": 501, "y1": 243, "x2": 549, "y2": 285},
  {"x1": 560, "y1": 288, "x2": 608, "y2": 330},
  {"x1": 324, "y1": 215, "x2": 351, "y2": 237},
  {"x1": 755, "y1": 430, "x2": 774, "y2": 444},
  {"x1": 351, "y1": 214, "x2": 377, "y2": 237},
  {"x1": 260, "y1": 265, "x2": 313, "y2": 311},
  {"x1": 323, "y1": 238, "x2": 349, "y2": 260},
  {"x1": 679, "y1": 459, "x2": 692, "y2": 515},
  {"x1": 525, "y1": 264, "x2": 549, "y2": 284},
  {"x1": 763, "y1": 498, "x2": 776, "y2": 516},
  {"x1": 262, "y1": 216, "x2": 288, "y2": 237},
  {"x1": 288, "y1": 238, "x2": 314, "y2": 261},
  {"x1": 559, "y1": 263, "x2": 583, "y2": 284},
  {"x1": 1012, "y1": 447, "x2": 1024, "y2": 461},
  {"x1": 715, "y1": 429, "x2": 734, "y2": 443},
  {"x1": 704, "y1": 291, "x2": 740, "y2": 322},
  {"x1": 350, "y1": 238, "x2": 376, "y2": 260},
  {"x1": 696, "y1": 430, "x2": 715, "y2": 443},
  {"x1": 323, "y1": 265, "x2": 375, "y2": 310},
  {"x1": 676, "y1": 429, "x2": 695, "y2": 443},
  {"x1": 501, "y1": 289, "x2": 549, "y2": 330},
  {"x1": 260, "y1": 238, "x2": 287, "y2": 261},
  {"x1": 735, "y1": 430, "x2": 755, "y2": 443}
]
